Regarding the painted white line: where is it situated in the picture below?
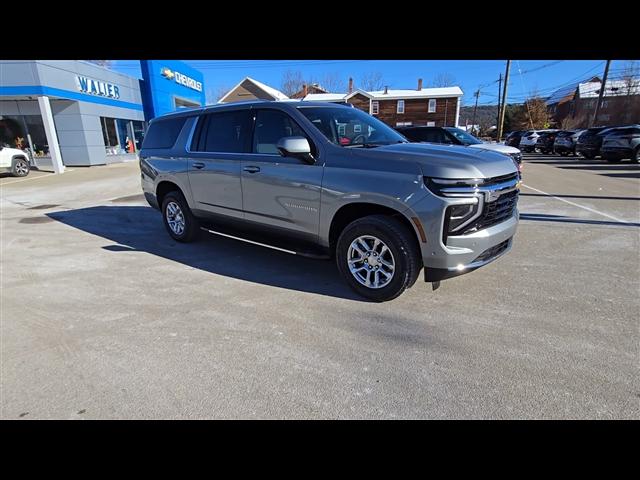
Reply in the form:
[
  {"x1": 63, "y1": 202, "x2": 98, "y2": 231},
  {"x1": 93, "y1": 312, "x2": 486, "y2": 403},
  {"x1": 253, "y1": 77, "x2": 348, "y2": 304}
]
[
  {"x1": 522, "y1": 183, "x2": 632, "y2": 224},
  {"x1": 201, "y1": 228, "x2": 297, "y2": 255},
  {"x1": 0, "y1": 169, "x2": 75, "y2": 186}
]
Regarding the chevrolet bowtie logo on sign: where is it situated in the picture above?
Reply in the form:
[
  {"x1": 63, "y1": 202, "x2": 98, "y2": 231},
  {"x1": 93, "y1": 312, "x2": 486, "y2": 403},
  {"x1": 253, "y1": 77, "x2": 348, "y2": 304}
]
[
  {"x1": 160, "y1": 67, "x2": 202, "y2": 92},
  {"x1": 161, "y1": 67, "x2": 175, "y2": 80}
]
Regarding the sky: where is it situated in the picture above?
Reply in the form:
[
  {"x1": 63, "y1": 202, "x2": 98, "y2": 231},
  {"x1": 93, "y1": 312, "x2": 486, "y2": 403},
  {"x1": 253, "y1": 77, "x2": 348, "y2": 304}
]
[{"x1": 109, "y1": 60, "x2": 636, "y2": 107}]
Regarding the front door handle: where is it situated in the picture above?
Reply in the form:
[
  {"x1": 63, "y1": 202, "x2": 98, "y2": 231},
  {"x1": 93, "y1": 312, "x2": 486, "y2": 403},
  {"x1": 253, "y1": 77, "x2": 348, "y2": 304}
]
[
  {"x1": 243, "y1": 166, "x2": 261, "y2": 173},
  {"x1": 192, "y1": 162, "x2": 205, "y2": 169}
]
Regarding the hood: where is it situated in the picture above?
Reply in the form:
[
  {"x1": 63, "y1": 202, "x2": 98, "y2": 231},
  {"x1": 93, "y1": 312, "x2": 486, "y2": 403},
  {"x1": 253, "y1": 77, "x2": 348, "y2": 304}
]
[
  {"x1": 467, "y1": 143, "x2": 520, "y2": 155},
  {"x1": 359, "y1": 142, "x2": 518, "y2": 179}
]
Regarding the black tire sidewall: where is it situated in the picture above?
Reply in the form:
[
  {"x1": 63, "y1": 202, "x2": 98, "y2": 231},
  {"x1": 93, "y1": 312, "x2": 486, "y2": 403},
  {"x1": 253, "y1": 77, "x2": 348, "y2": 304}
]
[
  {"x1": 161, "y1": 191, "x2": 199, "y2": 242},
  {"x1": 336, "y1": 216, "x2": 420, "y2": 302}
]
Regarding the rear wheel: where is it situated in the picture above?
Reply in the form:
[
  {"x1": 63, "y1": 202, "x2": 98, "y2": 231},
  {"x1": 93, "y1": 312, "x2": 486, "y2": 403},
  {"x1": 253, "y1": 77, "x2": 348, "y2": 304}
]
[
  {"x1": 582, "y1": 152, "x2": 595, "y2": 160},
  {"x1": 161, "y1": 191, "x2": 200, "y2": 242},
  {"x1": 11, "y1": 157, "x2": 30, "y2": 177},
  {"x1": 336, "y1": 215, "x2": 421, "y2": 302}
]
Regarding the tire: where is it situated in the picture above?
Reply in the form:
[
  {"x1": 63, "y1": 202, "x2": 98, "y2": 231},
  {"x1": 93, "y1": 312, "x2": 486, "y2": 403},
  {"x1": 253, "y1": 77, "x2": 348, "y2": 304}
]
[
  {"x1": 161, "y1": 190, "x2": 200, "y2": 242},
  {"x1": 336, "y1": 215, "x2": 422, "y2": 302},
  {"x1": 605, "y1": 156, "x2": 622, "y2": 163},
  {"x1": 11, "y1": 157, "x2": 30, "y2": 177},
  {"x1": 559, "y1": 151, "x2": 569, "y2": 157},
  {"x1": 582, "y1": 152, "x2": 595, "y2": 160},
  {"x1": 632, "y1": 147, "x2": 639, "y2": 163}
]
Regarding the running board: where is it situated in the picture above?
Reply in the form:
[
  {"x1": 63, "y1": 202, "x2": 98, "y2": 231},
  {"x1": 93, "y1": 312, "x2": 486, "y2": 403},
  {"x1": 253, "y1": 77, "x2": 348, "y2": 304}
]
[{"x1": 200, "y1": 227, "x2": 330, "y2": 259}]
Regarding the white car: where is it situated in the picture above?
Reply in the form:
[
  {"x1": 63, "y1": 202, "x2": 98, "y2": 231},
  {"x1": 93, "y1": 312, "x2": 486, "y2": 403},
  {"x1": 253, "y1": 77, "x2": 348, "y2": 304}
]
[
  {"x1": 519, "y1": 130, "x2": 543, "y2": 153},
  {"x1": 0, "y1": 145, "x2": 30, "y2": 177}
]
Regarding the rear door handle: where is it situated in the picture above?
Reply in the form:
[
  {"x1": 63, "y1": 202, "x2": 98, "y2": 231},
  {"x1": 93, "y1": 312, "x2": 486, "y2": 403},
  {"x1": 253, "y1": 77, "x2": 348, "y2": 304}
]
[
  {"x1": 193, "y1": 162, "x2": 205, "y2": 169},
  {"x1": 243, "y1": 166, "x2": 261, "y2": 173}
]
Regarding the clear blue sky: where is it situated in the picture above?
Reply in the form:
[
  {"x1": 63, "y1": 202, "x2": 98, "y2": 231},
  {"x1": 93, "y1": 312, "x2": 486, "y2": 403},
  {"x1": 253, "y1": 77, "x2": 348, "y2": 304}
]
[{"x1": 109, "y1": 60, "x2": 635, "y2": 107}]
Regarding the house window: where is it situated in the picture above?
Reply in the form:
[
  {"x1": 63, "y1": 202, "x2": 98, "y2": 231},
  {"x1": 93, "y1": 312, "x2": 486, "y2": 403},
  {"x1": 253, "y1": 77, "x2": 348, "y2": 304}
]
[
  {"x1": 427, "y1": 121, "x2": 436, "y2": 127},
  {"x1": 353, "y1": 124, "x2": 362, "y2": 133},
  {"x1": 428, "y1": 99, "x2": 437, "y2": 113},
  {"x1": 397, "y1": 100, "x2": 405, "y2": 114},
  {"x1": 338, "y1": 124, "x2": 346, "y2": 136},
  {"x1": 371, "y1": 101, "x2": 379, "y2": 115}
]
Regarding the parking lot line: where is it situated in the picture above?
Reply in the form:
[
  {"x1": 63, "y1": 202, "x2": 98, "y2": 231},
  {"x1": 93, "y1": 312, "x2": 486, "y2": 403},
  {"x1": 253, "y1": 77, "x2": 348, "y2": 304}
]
[
  {"x1": 0, "y1": 169, "x2": 75, "y2": 186},
  {"x1": 522, "y1": 183, "x2": 632, "y2": 224}
]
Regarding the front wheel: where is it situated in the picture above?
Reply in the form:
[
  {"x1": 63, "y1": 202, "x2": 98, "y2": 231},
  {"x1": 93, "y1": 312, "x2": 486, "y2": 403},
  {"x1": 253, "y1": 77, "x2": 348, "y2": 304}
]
[
  {"x1": 161, "y1": 191, "x2": 200, "y2": 242},
  {"x1": 12, "y1": 158, "x2": 30, "y2": 177},
  {"x1": 336, "y1": 215, "x2": 422, "y2": 302}
]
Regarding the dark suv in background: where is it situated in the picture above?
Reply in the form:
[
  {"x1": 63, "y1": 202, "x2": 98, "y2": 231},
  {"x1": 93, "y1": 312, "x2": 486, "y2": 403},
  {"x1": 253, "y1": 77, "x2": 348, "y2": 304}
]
[
  {"x1": 505, "y1": 131, "x2": 526, "y2": 148},
  {"x1": 535, "y1": 130, "x2": 559, "y2": 154},
  {"x1": 576, "y1": 126, "x2": 617, "y2": 159},
  {"x1": 600, "y1": 126, "x2": 640, "y2": 162}
]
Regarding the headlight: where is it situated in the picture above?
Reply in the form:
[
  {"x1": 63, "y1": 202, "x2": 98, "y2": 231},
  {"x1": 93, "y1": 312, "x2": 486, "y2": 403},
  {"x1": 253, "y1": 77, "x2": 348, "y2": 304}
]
[{"x1": 424, "y1": 177, "x2": 484, "y2": 197}]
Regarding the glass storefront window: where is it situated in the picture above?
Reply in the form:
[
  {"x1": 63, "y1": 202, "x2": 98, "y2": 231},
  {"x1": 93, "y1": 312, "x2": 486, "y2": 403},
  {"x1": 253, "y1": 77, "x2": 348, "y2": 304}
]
[
  {"x1": 0, "y1": 114, "x2": 50, "y2": 159},
  {"x1": 100, "y1": 117, "x2": 144, "y2": 155}
]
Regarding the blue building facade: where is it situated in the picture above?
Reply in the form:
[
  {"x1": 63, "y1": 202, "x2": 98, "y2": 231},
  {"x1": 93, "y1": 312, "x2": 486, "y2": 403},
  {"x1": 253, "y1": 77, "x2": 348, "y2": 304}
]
[
  {"x1": 0, "y1": 60, "x2": 206, "y2": 167},
  {"x1": 140, "y1": 60, "x2": 206, "y2": 121}
]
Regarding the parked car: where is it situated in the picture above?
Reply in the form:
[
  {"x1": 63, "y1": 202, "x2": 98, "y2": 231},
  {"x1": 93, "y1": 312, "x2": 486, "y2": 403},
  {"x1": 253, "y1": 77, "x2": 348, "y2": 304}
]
[
  {"x1": 575, "y1": 126, "x2": 617, "y2": 159},
  {"x1": 0, "y1": 145, "x2": 30, "y2": 177},
  {"x1": 395, "y1": 125, "x2": 522, "y2": 174},
  {"x1": 519, "y1": 130, "x2": 544, "y2": 153},
  {"x1": 140, "y1": 101, "x2": 520, "y2": 302},
  {"x1": 600, "y1": 126, "x2": 640, "y2": 162},
  {"x1": 505, "y1": 131, "x2": 526, "y2": 148},
  {"x1": 535, "y1": 130, "x2": 559, "y2": 154},
  {"x1": 553, "y1": 130, "x2": 583, "y2": 156}
]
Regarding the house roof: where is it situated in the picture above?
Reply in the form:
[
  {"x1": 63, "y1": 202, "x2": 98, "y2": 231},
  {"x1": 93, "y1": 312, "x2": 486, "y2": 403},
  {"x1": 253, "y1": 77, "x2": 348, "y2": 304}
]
[
  {"x1": 303, "y1": 93, "x2": 348, "y2": 102},
  {"x1": 218, "y1": 76, "x2": 289, "y2": 103},
  {"x1": 546, "y1": 76, "x2": 601, "y2": 105},
  {"x1": 578, "y1": 78, "x2": 640, "y2": 98},
  {"x1": 343, "y1": 86, "x2": 463, "y2": 101}
]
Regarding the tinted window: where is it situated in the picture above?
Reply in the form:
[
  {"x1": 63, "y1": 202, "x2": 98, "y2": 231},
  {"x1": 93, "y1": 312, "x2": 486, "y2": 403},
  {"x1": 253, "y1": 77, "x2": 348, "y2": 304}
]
[
  {"x1": 142, "y1": 117, "x2": 187, "y2": 149},
  {"x1": 196, "y1": 110, "x2": 251, "y2": 153},
  {"x1": 407, "y1": 128, "x2": 447, "y2": 143},
  {"x1": 253, "y1": 109, "x2": 309, "y2": 154}
]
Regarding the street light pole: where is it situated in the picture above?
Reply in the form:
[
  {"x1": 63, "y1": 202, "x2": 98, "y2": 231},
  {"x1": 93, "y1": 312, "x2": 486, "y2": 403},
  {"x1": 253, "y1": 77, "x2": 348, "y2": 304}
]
[
  {"x1": 591, "y1": 59, "x2": 611, "y2": 127},
  {"x1": 497, "y1": 60, "x2": 511, "y2": 142}
]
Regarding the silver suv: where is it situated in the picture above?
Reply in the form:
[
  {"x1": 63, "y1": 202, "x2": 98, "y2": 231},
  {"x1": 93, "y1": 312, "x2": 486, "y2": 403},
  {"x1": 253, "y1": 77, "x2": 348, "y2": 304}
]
[{"x1": 140, "y1": 101, "x2": 519, "y2": 301}]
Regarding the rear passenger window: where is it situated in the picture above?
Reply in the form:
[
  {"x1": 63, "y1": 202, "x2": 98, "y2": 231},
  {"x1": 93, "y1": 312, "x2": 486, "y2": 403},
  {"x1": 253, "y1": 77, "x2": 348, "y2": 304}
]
[
  {"x1": 194, "y1": 110, "x2": 251, "y2": 153},
  {"x1": 253, "y1": 109, "x2": 309, "y2": 155},
  {"x1": 142, "y1": 117, "x2": 186, "y2": 149}
]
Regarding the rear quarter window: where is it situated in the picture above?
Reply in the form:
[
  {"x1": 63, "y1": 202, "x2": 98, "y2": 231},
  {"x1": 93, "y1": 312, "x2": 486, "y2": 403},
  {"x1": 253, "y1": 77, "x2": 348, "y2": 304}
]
[{"x1": 141, "y1": 117, "x2": 187, "y2": 149}]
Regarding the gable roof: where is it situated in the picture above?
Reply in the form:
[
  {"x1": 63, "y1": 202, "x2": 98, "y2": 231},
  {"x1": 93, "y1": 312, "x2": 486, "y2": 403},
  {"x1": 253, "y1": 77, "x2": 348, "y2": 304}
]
[
  {"x1": 578, "y1": 78, "x2": 640, "y2": 98},
  {"x1": 303, "y1": 93, "x2": 348, "y2": 102},
  {"x1": 218, "y1": 76, "x2": 289, "y2": 103}
]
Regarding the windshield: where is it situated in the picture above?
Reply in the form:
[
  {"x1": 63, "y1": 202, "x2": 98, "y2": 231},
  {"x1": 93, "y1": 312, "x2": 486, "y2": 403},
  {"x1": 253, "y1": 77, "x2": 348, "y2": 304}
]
[
  {"x1": 297, "y1": 106, "x2": 407, "y2": 147},
  {"x1": 444, "y1": 127, "x2": 483, "y2": 145}
]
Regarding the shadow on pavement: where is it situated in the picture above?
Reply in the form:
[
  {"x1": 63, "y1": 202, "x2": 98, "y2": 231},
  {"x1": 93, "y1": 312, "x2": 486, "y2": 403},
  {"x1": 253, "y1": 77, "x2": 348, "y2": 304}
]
[{"x1": 47, "y1": 205, "x2": 368, "y2": 302}]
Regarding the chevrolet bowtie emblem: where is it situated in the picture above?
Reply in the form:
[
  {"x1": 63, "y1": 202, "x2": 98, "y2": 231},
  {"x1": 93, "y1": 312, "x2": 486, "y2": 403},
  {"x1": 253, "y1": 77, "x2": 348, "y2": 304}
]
[{"x1": 161, "y1": 67, "x2": 175, "y2": 80}]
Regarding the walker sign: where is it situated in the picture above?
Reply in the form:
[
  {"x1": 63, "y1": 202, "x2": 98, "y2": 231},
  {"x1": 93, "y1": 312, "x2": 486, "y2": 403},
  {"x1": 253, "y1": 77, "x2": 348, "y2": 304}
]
[
  {"x1": 75, "y1": 76, "x2": 121, "y2": 99},
  {"x1": 161, "y1": 67, "x2": 203, "y2": 92}
]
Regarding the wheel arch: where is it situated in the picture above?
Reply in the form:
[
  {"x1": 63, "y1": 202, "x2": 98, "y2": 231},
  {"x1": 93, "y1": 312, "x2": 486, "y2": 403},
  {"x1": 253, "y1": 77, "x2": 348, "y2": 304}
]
[{"x1": 327, "y1": 202, "x2": 422, "y2": 255}]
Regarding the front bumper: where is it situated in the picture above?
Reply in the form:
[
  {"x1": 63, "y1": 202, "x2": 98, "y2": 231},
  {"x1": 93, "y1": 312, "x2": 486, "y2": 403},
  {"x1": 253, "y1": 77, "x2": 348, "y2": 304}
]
[
  {"x1": 407, "y1": 182, "x2": 519, "y2": 281},
  {"x1": 601, "y1": 147, "x2": 633, "y2": 159}
]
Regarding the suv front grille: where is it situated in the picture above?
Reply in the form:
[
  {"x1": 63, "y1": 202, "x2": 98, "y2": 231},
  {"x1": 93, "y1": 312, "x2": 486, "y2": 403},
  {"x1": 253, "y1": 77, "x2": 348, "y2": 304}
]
[
  {"x1": 473, "y1": 239, "x2": 510, "y2": 263},
  {"x1": 462, "y1": 189, "x2": 519, "y2": 234}
]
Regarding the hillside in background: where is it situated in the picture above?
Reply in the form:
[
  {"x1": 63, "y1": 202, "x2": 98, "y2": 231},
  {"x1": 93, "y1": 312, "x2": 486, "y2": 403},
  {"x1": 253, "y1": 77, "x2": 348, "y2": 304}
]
[{"x1": 459, "y1": 105, "x2": 499, "y2": 127}]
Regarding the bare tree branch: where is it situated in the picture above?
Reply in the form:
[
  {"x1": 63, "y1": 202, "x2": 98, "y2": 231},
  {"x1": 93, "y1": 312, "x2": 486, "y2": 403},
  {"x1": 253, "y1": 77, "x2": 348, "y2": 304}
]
[
  {"x1": 358, "y1": 72, "x2": 384, "y2": 91},
  {"x1": 281, "y1": 70, "x2": 306, "y2": 97},
  {"x1": 430, "y1": 73, "x2": 456, "y2": 87}
]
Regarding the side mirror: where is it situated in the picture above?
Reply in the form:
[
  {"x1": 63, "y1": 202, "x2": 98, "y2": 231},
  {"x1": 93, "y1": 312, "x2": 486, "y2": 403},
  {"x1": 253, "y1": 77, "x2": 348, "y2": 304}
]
[{"x1": 276, "y1": 136, "x2": 315, "y2": 164}]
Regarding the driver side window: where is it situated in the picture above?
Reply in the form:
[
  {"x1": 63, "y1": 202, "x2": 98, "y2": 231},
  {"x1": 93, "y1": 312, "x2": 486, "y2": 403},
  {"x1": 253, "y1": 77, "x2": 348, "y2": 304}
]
[{"x1": 252, "y1": 110, "x2": 309, "y2": 155}]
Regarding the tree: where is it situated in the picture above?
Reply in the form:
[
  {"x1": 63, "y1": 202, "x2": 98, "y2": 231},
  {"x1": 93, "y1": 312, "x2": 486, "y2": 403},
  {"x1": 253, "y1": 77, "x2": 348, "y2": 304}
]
[
  {"x1": 320, "y1": 72, "x2": 346, "y2": 93},
  {"x1": 431, "y1": 73, "x2": 456, "y2": 88},
  {"x1": 358, "y1": 72, "x2": 384, "y2": 91},
  {"x1": 281, "y1": 70, "x2": 305, "y2": 97},
  {"x1": 209, "y1": 84, "x2": 233, "y2": 104}
]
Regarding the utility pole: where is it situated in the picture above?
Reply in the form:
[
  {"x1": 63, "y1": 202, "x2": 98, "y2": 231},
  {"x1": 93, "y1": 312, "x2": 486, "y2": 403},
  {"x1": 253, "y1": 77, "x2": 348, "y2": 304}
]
[
  {"x1": 471, "y1": 90, "x2": 480, "y2": 134},
  {"x1": 497, "y1": 73, "x2": 502, "y2": 128},
  {"x1": 591, "y1": 59, "x2": 611, "y2": 127},
  {"x1": 497, "y1": 60, "x2": 511, "y2": 142}
]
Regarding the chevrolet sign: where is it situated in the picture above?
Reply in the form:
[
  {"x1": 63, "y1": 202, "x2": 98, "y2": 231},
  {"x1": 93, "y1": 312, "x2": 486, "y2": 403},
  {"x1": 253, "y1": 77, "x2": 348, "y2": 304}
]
[{"x1": 161, "y1": 67, "x2": 202, "y2": 92}]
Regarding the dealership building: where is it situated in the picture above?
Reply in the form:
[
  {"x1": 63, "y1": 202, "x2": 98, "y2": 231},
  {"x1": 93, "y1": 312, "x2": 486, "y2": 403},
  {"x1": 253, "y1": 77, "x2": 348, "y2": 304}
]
[{"x1": 0, "y1": 60, "x2": 205, "y2": 172}]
